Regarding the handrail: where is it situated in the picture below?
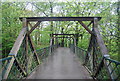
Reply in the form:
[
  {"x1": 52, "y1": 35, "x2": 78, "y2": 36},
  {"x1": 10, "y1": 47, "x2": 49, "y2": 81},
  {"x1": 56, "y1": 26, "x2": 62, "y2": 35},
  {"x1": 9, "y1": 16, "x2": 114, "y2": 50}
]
[
  {"x1": 1, "y1": 44, "x2": 58, "y2": 79},
  {"x1": 0, "y1": 57, "x2": 12, "y2": 62},
  {"x1": 36, "y1": 44, "x2": 58, "y2": 60},
  {"x1": 84, "y1": 33, "x2": 118, "y2": 80},
  {"x1": 69, "y1": 44, "x2": 87, "y2": 64},
  {"x1": 70, "y1": 44, "x2": 120, "y2": 81},
  {"x1": 94, "y1": 55, "x2": 120, "y2": 81},
  {"x1": 2, "y1": 27, "x2": 27, "y2": 79},
  {"x1": 104, "y1": 57, "x2": 120, "y2": 65}
]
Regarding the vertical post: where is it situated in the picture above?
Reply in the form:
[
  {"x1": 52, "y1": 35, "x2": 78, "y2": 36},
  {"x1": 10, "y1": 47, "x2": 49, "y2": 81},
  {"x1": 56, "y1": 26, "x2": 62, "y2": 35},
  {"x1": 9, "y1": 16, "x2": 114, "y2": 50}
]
[
  {"x1": 63, "y1": 37, "x2": 64, "y2": 47},
  {"x1": 25, "y1": 21, "x2": 28, "y2": 74},
  {"x1": 49, "y1": 38, "x2": 53, "y2": 54},
  {"x1": 93, "y1": 18, "x2": 99, "y2": 74},
  {"x1": 23, "y1": 18, "x2": 27, "y2": 28},
  {"x1": 56, "y1": 37, "x2": 58, "y2": 47},
  {"x1": 52, "y1": 34, "x2": 54, "y2": 46},
  {"x1": 93, "y1": 18, "x2": 115, "y2": 79},
  {"x1": 86, "y1": 35, "x2": 94, "y2": 72},
  {"x1": 93, "y1": 18, "x2": 99, "y2": 75},
  {"x1": 69, "y1": 38, "x2": 71, "y2": 45},
  {"x1": 92, "y1": 37, "x2": 95, "y2": 74},
  {"x1": 74, "y1": 37, "x2": 76, "y2": 54}
]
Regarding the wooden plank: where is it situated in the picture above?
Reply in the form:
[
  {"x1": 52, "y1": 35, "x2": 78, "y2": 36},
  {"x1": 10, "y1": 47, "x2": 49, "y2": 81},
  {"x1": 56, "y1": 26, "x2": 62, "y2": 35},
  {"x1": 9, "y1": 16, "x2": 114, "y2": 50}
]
[
  {"x1": 78, "y1": 21, "x2": 94, "y2": 35},
  {"x1": 19, "y1": 17, "x2": 102, "y2": 21},
  {"x1": 28, "y1": 35, "x2": 40, "y2": 64},
  {"x1": 28, "y1": 21, "x2": 41, "y2": 34},
  {"x1": 3, "y1": 18, "x2": 27, "y2": 79}
]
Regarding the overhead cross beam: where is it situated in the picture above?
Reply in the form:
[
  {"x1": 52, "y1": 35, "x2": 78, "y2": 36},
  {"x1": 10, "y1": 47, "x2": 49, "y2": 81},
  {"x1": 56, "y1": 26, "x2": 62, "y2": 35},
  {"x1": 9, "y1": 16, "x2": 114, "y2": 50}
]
[
  {"x1": 19, "y1": 17, "x2": 101, "y2": 35},
  {"x1": 51, "y1": 37, "x2": 74, "y2": 38},
  {"x1": 52, "y1": 34, "x2": 75, "y2": 35},
  {"x1": 51, "y1": 34, "x2": 83, "y2": 37},
  {"x1": 20, "y1": 17, "x2": 101, "y2": 22}
]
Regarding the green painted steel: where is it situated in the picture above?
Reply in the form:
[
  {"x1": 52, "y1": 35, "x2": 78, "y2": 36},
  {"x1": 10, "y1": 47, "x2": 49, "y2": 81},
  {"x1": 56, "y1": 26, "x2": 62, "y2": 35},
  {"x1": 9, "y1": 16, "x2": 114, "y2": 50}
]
[{"x1": 0, "y1": 57, "x2": 12, "y2": 62}]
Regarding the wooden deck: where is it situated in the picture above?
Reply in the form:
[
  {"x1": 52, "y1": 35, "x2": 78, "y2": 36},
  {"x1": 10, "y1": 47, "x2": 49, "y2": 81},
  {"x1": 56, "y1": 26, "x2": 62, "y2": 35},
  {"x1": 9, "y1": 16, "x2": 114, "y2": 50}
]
[{"x1": 27, "y1": 47, "x2": 92, "y2": 79}]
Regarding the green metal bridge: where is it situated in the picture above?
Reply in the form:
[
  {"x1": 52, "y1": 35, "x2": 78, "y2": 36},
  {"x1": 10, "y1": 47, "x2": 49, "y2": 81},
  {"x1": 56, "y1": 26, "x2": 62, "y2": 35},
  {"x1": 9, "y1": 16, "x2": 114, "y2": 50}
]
[{"x1": 0, "y1": 17, "x2": 120, "y2": 81}]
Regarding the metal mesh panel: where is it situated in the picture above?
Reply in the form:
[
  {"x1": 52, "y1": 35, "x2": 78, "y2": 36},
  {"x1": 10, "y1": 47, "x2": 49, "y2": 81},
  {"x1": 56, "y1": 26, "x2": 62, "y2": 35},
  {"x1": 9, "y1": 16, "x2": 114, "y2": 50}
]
[
  {"x1": 69, "y1": 42, "x2": 120, "y2": 81},
  {"x1": 36, "y1": 45, "x2": 57, "y2": 62},
  {"x1": 7, "y1": 39, "x2": 26, "y2": 79},
  {"x1": 6, "y1": 38, "x2": 39, "y2": 79},
  {"x1": 69, "y1": 44, "x2": 87, "y2": 64},
  {"x1": 7, "y1": 62, "x2": 24, "y2": 79},
  {"x1": 75, "y1": 47, "x2": 87, "y2": 64},
  {"x1": 27, "y1": 43, "x2": 38, "y2": 74}
]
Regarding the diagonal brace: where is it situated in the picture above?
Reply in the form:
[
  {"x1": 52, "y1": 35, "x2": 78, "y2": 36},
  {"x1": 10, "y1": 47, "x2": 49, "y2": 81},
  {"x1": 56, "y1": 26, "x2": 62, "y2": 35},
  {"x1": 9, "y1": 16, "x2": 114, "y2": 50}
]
[
  {"x1": 87, "y1": 21, "x2": 93, "y2": 27},
  {"x1": 78, "y1": 21, "x2": 94, "y2": 35},
  {"x1": 28, "y1": 21, "x2": 41, "y2": 34},
  {"x1": 28, "y1": 35, "x2": 40, "y2": 64}
]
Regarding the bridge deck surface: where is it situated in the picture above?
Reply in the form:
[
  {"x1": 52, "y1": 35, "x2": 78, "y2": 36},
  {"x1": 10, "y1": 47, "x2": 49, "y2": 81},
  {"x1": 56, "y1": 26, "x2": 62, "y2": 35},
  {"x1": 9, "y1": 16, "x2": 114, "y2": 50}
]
[{"x1": 27, "y1": 47, "x2": 92, "y2": 79}]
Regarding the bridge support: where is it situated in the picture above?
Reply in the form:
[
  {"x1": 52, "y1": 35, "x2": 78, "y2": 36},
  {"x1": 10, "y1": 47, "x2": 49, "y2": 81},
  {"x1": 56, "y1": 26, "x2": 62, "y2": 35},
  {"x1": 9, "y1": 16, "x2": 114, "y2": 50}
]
[
  {"x1": 3, "y1": 18, "x2": 28, "y2": 79},
  {"x1": 93, "y1": 18, "x2": 115, "y2": 79},
  {"x1": 74, "y1": 37, "x2": 77, "y2": 54},
  {"x1": 4, "y1": 17, "x2": 119, "y2": 80},
  {"x1": 49, "y1": 38, "x2": 53, "y2": 54}
]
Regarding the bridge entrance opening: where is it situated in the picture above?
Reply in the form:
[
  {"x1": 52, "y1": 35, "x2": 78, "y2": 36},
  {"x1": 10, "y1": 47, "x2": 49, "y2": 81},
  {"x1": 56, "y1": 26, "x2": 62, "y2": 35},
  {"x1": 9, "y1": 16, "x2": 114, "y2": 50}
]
[{"x1": 1, "y1": 17, "x2": 119, "y2": 81}]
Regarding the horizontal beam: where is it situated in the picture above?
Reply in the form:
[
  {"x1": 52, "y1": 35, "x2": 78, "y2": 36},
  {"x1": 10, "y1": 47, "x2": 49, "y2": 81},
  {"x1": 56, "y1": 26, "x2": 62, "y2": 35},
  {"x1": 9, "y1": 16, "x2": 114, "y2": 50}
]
[
  {"x1": 52, "y1": 37, "x2": 73, "y2": 38},
  {"x1": 19, "y1": 17, "x2": 102, "y2": 21},
  {"x1": 52, "y1": 34, "x2": 75, "y2": 35}
]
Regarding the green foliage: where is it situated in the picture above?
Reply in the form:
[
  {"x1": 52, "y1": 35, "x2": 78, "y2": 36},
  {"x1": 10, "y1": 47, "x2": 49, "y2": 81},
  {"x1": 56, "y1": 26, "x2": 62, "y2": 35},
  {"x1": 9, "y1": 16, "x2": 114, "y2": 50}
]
[
  {"x1": 1, "y1": 2, "x2": 119, "y2": 61},
  {"x1": 2, "y1": 2, "x2": 24, "y2": 57}
]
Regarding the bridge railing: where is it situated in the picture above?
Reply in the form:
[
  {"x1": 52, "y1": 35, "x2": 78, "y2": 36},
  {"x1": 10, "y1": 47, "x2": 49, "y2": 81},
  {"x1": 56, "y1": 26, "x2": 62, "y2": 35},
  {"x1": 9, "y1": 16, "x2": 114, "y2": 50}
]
[
  {"x1": 1, "y1": 26, "x2": 58, "y2": 79},
  {"x1": 0, "y1": 57, "x2": 12, "y2": 80},
  {"x1": 36, "y1": 44, "x2": 57, "y2": 62},
  {"x1": 70, "y1": 44, "x2": 120, "y2": 81},
  {"x1": 1, "y1": 37, "x2": 39, "y2": 79},
  {"x1": 1, "y1": 43, "x2": 57, "y2": 79},
  {"x1": 69, "y1": 44, "x2": 87, "y2": 64},
  {"x1": 94, "y1": 56, "x2": 120, "y2": 81},
  {"x1": 70, "y1": 24, "x2": 120, "y2": 81}
]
